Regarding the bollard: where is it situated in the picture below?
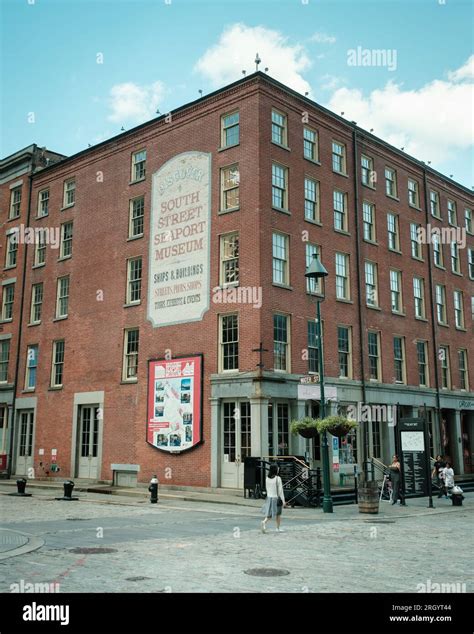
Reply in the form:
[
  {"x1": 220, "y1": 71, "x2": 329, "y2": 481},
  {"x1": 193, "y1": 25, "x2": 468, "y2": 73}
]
[
  {"x1": 55, "y1": 479, "x2": 79, "y2": 501},
  {"x1": 149, "y1": 475, "x2": 159, "y2": 503},
  {"x1": 8, "y1": 478, "x2": 32, "y2": 497}
]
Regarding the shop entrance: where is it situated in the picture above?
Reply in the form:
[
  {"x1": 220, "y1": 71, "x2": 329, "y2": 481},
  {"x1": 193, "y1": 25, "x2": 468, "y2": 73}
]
[
  {"x1": 461, "y1": 413, "x2": 473, "y2": 474},
  {"x1": 76, "y1": 405, "x2": 101, "y2": 479},
  {"x1": 15, "y1": 411, "x2": 34, "y2": 476},
  {"x1": 221, "y1": 401, "x2": 251, "y2": 489}
]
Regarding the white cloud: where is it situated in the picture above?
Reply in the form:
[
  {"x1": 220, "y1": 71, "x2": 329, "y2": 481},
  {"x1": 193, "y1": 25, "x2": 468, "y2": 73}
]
[
  {"x1": 194, "y1": 23, "x2": 312, "y2": 96},
  {"x1": 447, "y1": 54, "x2": 474, "y2": 82},
  {"x1": 108, "y1": 81, "x2": 166, "y2": 123},
  {"x1": 326, "y1": 57, "x2": 474, "y2": 164},
  {"x1": 320, "y1": 74, "x2": 343, "y2": 91},
  {"x1": 310, "y1": 32, "x2": 336, "y2": 44}
]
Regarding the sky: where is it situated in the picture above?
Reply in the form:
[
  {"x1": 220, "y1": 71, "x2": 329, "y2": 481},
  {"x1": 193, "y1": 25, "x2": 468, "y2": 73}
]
[{"x1": 1, "y1": 0, "x2": 473, "y2": 188}]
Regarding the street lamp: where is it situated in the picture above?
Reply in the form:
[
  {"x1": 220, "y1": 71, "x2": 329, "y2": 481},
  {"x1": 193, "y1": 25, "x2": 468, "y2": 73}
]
[{"x1": 305, "y1": 254, "x2": 333, "y2": 513}]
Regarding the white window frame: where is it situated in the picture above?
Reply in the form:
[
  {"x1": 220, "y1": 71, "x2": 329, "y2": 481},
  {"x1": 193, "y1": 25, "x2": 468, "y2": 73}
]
[
  {"x1": 63, "y1": 179, "x2": 76, "y2": 208},
  {"x1": 221, "y1": 111, "x2": 239, "y2": 148},
  {"x1": 365, "y1": 261, "x2": 378, "y2": 308},
  {"x1": 272, "y1": 232, "x2": 289, "y2": 286},
  {"x1": 5, "y1": 233, "x2": 18, "y2": 268},
  {"x1": 30, "y1": 283, "x2": 43, "y2": 324},
  {"x1": 413, "y1": 277, "x2": 425, "y2": 319},
  {"x1": 219, "y1": 314, "x2": 239, "y2": 372},
  {"x1": 9, "y1": 187, "x2": 22, "y2": 219},
  {"x1": 447, "y1": 200, "x2": 457, "y2": 226},
  {"x1": 390, "y1": 269, "x2": 403, "y2": 313},
  {"x1": 335, "y1": 252, "x2": 350, "y2": 300},
  {"x1": 393, "y1": 336, "x2": 406, "y2": 384},
  {"x1": 385, "y1": 167, "x2": 397, "y2": 198},
  {"x1": 56, "y1": 276, "x2": 69, "y2": 319},
  {"x1": 430, "y1": 190, "x2": 441, "y2": 218},
  {"x1": 1, "y1": 284, "x2": 14, "y2": 321},
  {"x1": 387, "y1": 213, "x2": 400, "y2": 251},
  {"x1": 271, "y1": 109, "x2": 288, "y2": 146},
  {"x1": 332, "y1": 140, "x2": 346, "y2": 174},
  {"x1": 273, "y1": 313, "x2": 290, "y2": 373},
  {"x1": 435, "y1": 284, "x2": 447, "y2": 325},
  {"x1": 361, "y1": 155, "x2": 374, "y2": 187},
  {"x1": 220, "y1": 165, "x2": 240, "y2": 212},
  {"x1": 333, "y1": 190, "x2": 347, "y2": 232},
  {"x1": 131, "y1": 150, "x2": 146, "y2": 182},
  {"x1": 304, "y1": 177, "x2": 319, "y2": 222},
  {"x1": 303, "y1": 127, "x2": 318, "y2": 161},
  {"x1": 362, "y1": 201, "x2": 376, "y2": 242},
  {"x1": 271, "y1": 163, "x2": 288, "y2": 211},
  {"x1": 408, "y1": 178, "x2": 419, "y2": 208},
  {"x1": 454, "y1": 290, "x2": 464, "y2": 329},
  {"x1": 122, "y1": 329, "x2": 139, "y2": 381},
  {"x1": 25, "y1": 344, "x2": 38, "y2": 391},
  {"x1": 220, "y1": 233, "x2": 239, "y2": 287},
  {"x1": 51, "y1": 340, "x2": 65, "y2": 388},
  {"x1": 60, "y1": 221, "x2": 73, "y2": 259},
  {"x1": 126, "y1": 257, "x2": 142, "y2": 305},
  {"x1": 368, "y1": 331, "x2": 381, "y2": 381},
  {"x1": 129, "y1": 196, "x2": 145, "y2": 238},
  {"x1": 38, "y1": 188, "x2": 50, "y2": 218}
]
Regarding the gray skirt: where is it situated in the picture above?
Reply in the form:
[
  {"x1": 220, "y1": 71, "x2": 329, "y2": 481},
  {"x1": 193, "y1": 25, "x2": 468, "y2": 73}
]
[{"x1": 261, "y1": 496, "x2": 282, "y2": 518}]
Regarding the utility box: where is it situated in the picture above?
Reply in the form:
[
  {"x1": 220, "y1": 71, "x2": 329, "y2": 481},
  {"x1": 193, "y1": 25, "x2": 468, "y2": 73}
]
[{"x1": 111, "y1": 464, "x2": 140, "y2": 487}]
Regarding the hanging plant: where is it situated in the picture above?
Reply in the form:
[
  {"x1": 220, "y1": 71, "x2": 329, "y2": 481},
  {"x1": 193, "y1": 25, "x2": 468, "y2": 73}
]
[
  {"x1": 316, "y1": 415, "x2": 358, "y2": 438},
  {"x1": 290, "y1": 417, "x2": 320, "y2": 439}
]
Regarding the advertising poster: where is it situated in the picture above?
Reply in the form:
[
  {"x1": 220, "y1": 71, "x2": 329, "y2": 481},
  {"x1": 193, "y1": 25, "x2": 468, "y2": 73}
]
[
  {"x1": 147, "y1": 355, "x2": 203, "y2": 453},
  {"x1": 147, "y1": 151, "x2": 211, "y2": 328}
]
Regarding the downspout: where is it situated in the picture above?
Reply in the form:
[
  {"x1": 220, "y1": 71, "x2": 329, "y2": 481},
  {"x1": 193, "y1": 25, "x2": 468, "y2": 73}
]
[
  {"x1": 422, "y1": 168, "x2": 442, "y2": 454},
  {"x1": 6, "y1": 144, "x2": 37, "y2": 478},
  {"x1": 351, "y1": 126, "x2": 368, "y2": 473}
]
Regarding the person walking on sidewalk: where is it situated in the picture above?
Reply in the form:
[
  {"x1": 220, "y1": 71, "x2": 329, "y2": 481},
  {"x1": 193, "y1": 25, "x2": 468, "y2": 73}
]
[
  {"x1": 261, "y1": 464, "x2": 286, "y2": 533},
  {"x1": 441, "y1": 462, "x2": 455, "y2": 498},
  {"x1": 389, "y1": 455, "x2": 404, "y2": 505}
]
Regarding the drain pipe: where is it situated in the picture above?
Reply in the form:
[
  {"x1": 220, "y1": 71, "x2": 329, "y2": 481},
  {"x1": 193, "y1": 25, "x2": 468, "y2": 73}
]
[
  {"x1": 422, "y1": 168, "x2": 442, "y2": 454},
  {"x1": 6, "y1": 145, "x2": 37, "y2": 479}
]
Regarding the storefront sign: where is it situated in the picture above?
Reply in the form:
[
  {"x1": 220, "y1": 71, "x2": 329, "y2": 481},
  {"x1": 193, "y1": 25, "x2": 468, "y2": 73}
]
[
  {"x1": 147, "y1": 355, "x2": 203, "y2": 453},
  {"x1": 148, "y1": 152, "x2": 211, "y2": 328},
  {"x1": 297, "y1": 385, "x2": 338, "y2": 401},
  {"x1": 398, "y1": 418, "x2": 429, "y2": 497},
  {"x1": 459, "y1": 400, "x2": 474, "y2": 409}
]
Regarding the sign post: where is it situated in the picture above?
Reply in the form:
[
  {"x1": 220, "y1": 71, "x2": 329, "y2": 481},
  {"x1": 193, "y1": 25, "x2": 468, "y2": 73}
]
[{"x1": 397, "y1": 417, "x2": 430, "y2": 501}]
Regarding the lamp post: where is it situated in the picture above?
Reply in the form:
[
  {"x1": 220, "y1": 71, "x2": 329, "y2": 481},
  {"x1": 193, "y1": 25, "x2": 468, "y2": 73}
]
[{"x1": 305, "y1": 254, "x2": 333, "y2": 513}]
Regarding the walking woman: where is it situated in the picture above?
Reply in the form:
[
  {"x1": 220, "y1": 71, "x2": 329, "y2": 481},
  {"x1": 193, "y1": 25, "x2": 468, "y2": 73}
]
[
  {"x1": 261, "y1": 464, "x2": 286, "y2": 533},
  {"x1": 389, "y1": 454, "x2": 404, "y2": 505}
]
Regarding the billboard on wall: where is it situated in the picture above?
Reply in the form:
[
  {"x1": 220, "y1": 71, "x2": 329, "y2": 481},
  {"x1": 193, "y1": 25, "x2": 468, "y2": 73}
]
[
  {"x1": 147, "y1": 151, "x2": 211, "y2": 328},
  {"x1": 147, "y1": 355, "x2": 203, "y2": 453}
]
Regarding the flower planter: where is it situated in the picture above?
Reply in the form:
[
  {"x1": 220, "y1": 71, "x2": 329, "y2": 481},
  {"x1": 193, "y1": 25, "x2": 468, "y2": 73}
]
[
  {"x1": 298, "y1": 428, "x2": 319, "y2": 439},
  {"x1": 326, "y1": 425, "x2": 354, "y2": 438}
]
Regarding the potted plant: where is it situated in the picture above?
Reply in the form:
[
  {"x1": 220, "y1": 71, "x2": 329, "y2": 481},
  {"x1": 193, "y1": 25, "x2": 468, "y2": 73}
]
[
  {"x1": 290, "y1": 417, "x2": 319, "y2": 439},
  {"x1": 315, "y1": 415, "x2": 358, "y2": 438}
]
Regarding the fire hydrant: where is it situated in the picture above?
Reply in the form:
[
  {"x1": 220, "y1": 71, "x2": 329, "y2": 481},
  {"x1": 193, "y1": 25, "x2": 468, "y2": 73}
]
[{"x1": 149, "y1": 475, "x2": 158, "y2": 503}]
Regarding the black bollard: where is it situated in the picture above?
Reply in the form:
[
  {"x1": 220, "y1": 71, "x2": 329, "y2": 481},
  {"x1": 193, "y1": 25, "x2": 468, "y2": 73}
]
[
  {"x1": 8, "y1": 478, "x2": 32, "y2": 497},
  {"x1": 55, "y1": 480, "x2": 79, "y2": 501},
  {"x1": 149, "y1": 475, "x2": 159, "y2": 503}
]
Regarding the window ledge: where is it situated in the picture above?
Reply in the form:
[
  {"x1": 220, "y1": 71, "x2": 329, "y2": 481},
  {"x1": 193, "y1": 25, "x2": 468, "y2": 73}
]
[
  {"x1": 27, "y1": 322, "x2": 41, "y2": 327},
  {"x1": 333, "y1": 171, "x2": 349, "y2": 178},
  {"x1": 336, "y1": 298, "x2": 353, "y2": 304},
  {"x1": 455, "y1": 327, "x2": 467, "y2": 332},
  {"x1": 363, "y1": 239, "x2": 378, "y2": 246},
  {"x1": 306, "y1": 292, "x2": 324, "y2": 299},
  {"x1": 53, "y1": 316, "x2": 68, "y2": 322},
  {"x1": 3, "y1": 266, "x2": 17, "y2": 272},
  {"x1": 120, "y1": 379, "x2": 138, "y2": 385},
  {"x1": 60, "y1": 205, "x2": 75, "y2": 212},
  {"x1": 272, "y1": 206, "x2": 291, "y2": 215},
  {"x1": 438, "y1": 322, "x2": 450, "y2": 328},
  {"x1": 218, "y1": 143, "x2": 240, "y2": 153},
  {"x1": 409, "y1": 204, "x2": 422, "y2": 211},
  {"x1": 58, "y1": 256, "x2": 72, "y2": 263},
  {"x1": 411, "y1": 256, "x2": 424, "y2": 263},
  {"x1": 391, "y1": 311, "x2": 406, "y2": 317},
  {"x1": 127, "y1": 234, "x2": 144, "y2": 242},
  {"x1": 431, "y1": 215, "x2": 443, "y2": 222},
  {"x1": 35, "y1": 214, "x2": 49, "y2": 221},
  {"x1": 48, "y1": 386, "x2": 63, "y2": 391},
  {"x1": 434, "y1": 264, "x2": 446, "y2": 271},
  {"x1": 7, "y1": 216, "x2": 21, "y2": 222},
  {"x1": 272, "y1": 283, "x2": 293, "y2": 291},
  {"x1": 32, "y1": 264, "x2": 46, "y2": 270},
  {"x1": 304, "y1": 157, "x2": 321, "y2": 166},
  {"x1": 22, "y1": 390, "x2": 35, "y2": 394},
  {"x1": 388, "y1": 248, "x2": 402, "y2": 255},
  {"x1": 129, "y1": 177, "x2": 146, "y2": 186},
  {"x1": 219, "y1": 206, "x2": 240, "y2": 215},
  {"x1": 0, "y1": 319, "x2": 13, "y2": 324},
  {"x1": 123, "y1": 302, "x2": 141, "y2": 308},
  {"x1": 452, "y1": 271, "x2": 463, "y2": 277},
  {"x1": 386, "y1": 194, "x2": 400, "y2": 202},
  {"x1": 415, "y1": 316, "x2": 428, "y2": 322},
  {"x1": 362, "y1": 183, "x2": 376, "y2": 191},
  {"x1": 367, "y1": 305, "x2": 381, "y2": 311},
  {"x1": 334, "y1": 229, "x2": 351, "y2": 237},
  {"x1": 271, "y1": 141, "x2": 291, "y2": 152},
  {"x1": 304, "y1": 218, "x2": 322, "y2": 226}
]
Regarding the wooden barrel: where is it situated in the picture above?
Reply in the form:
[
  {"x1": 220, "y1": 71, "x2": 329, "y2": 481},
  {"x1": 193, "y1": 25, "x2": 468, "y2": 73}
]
[{"x1": 358, "y1": 484, "x2": 379, "y2": 514}]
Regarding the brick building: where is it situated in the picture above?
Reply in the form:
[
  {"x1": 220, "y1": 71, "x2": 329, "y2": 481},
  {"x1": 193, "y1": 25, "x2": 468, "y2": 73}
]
[{"x1": 1, "y1": 72, "x2": 473, "y2": 489}]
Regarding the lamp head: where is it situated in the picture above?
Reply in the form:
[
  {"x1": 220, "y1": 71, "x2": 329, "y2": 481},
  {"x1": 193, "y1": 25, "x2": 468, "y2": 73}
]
[{"x1": 305, "y1": 254, "x2": 328, "y2": 279}]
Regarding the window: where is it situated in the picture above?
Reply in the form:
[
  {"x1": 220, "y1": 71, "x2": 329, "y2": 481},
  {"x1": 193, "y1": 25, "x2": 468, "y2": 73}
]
[
  {"x1": 361, "y1": 155, "x2": 374, "y2": 187},
  {"x1": 439, "y1": 346, "x2": 451, "y2": 389},
  {"x1": 468, "y1": 249, "x2": 474, "y2": 280},
  {"x1": 271, "y1": 109, "x2": 287, "y2": 146},
  {"x1": 274, "y1": 314, "x2": 289, "y2": 372},
  {"x1": 30, "y1": 283, "x2": 43, "y2": 324},
  {"x1": 447, "y1": 200, "x2": 457, "y2": 226},
  {"x1": 268, "y1": 402, "x2": 290, "y2": 457},
  {"x1": 413, "y1": 277, "x2": 425, "y2": 319},
  {"x1": 387, "y1": 213, "x2": 400, "y2": 251},
  {"x1": 129, "y1": 196, "x2": 144, "y2": 238},
  {"x1": 272, "y1": 163, "x2": 288, "y2": 210},
  {"x1": 220, "y1": 233, "x2": 239, "y2": 286},
  {"x1": 220, "y1": 165, "x2": 240, "y2": 211},
  {"x1": 25, "y1": 345, "x2": 38, "y2": 391},
  {"x1": 450, "y1": 242, "x2": 460, "y2": 274},
  {"x1": 0, "y1": 405, "x2": 8, "y2": 454},
  {"x1": 335, "y1": 253, "x2": 350, "y2": 300},
  {"x1": 454, "y1": 290, "x2": 464, "y2": 328},
  {"x1": 332, "y1": 141, "x2": 346, "y2": 174},
  {"x1": 6, "y1": 233, "x2": 18, "y2": 268},
  {"x1": 365, "y1": 261, "x2": 378, "y2": 307},
  {"x1": 430, "y1": 190, "x2": 440, "y2": 218},
  {"x1": 0, "y1": 340, "x2": 10, "y2": 382},
  {"x1": 393, "y1": 336, "x2": 405, "y2": 383},
  {"x1": 303, "y1": 127, "x2": 318, "y2": 161},
  {"x1": 272, "y1": 233, "x2": 289, "y2": 285},
  {"x1": 123, "y1": 329, "x2": 139, "y2": 380},
  {"x1": 131, "y1": 150, "x2": 146, "y2": 182},
  {"x1": 1, "y1": 284, "x2": 14, "y2": 321},
  {"x1": 60, "y1": 222, "x2": 73, "y2": 259},
  {"x1": 390, "y1": 269, "x2": 402, "y2": 313},
  {"x1": 38, "y1": 189, "x2": 49, "y2": 217},
  {"x1": 363, "y1": 202, "x2": 376, "y2": 241},
  {"x1": 56, "y1": 276, "x2": 70, "y2": 318},
  {"x1": 63, "y1": 179, "x2": 75, "y2": 207},
  {"x1": 410, "y1": 223, "x2": 422, "y2": 259},
  {"x1": 51, "y1": 340, "x2": 65, "y2": 387},
  {"x1": 385, "y1": 167, "x2": 397, "y2": 198},
  {"x1": 465, "y1": 208, "x2": 473, "y2": 234},
  {"x1": 417, "y1": 341, "x2": 429, "y2": 387},
  {"x1": 305, "y1": 243, "x2": 321, "y2": 294},
  {"x1": 333, "y1": 190, "x2": 347, "y2": 232},
  {"x1": 34, "y1": 233, "x2": 46, "y2": 267},
  {"x1": 126, "y1": 257, "x2": 142, "y2": 304},
  {"x1": 368, "y1": 331, "x2": 381, "y2": 381},
  {"x1": 307, "y1": 320, "x2": 319, "y2": 373},
  {"x1": 435, "y1": 285, "x2": 447, "y2": 324},
  {"x1": 432, "y1": 233, "x2": 444, "y2": 267},
  {"x1": 371, "y1": 420, "x2": 382, "y2": 459},
  {"x1": 221, "y1": 111, "x2": 239, "y2": 148},
  {"x1": 219, "y1": 314, "x2": 238, "y2": 371},
  {"x1": 408, "y1": 178, "x2": 419, "y2": 207},
  {"x1": 9, "y1": 187, "x2": 21, "y2": 219},
  {"x1": 458, "y1": 349, "x2": 469, "y2": 391},
  {"x1": 304, "y1": 177, "x2": 319, "y2": 222},
  {"x1": 338, "y1": 326, "x2": 351, "y2": 378}
]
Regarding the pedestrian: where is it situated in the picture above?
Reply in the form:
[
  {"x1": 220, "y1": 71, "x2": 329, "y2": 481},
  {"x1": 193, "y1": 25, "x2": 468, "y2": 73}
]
[
  {"x1": 389, "y1": 454, "x2": 404, "y2": 505},
  {"x1": 433, "y1": 455, "x2": 446, "y2": 497},
  {"x1": 261, "y1": 463, "x2": 286, "y2": 533},
  {"x1": 441, "y1": 462, "x2": 455, "y2": 498}
]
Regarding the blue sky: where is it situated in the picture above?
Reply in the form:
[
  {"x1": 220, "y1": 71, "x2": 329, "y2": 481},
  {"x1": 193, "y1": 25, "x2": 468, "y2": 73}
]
[{"x1": 1, "y1": 0, "x2": 473, "y2": 186}]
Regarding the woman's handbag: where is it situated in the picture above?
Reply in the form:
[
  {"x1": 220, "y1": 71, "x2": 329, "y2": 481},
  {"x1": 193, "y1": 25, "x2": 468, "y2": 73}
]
[{"x1": 277, "y1": 497, "x2": 283, "y2": 507}]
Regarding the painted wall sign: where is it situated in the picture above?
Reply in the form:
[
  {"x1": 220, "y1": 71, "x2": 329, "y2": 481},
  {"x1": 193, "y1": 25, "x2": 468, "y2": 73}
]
[
  {"x1": 147, "y1": 152, "x2": 212, "y2": 328},
  {"x1": 147, "y1": 355, "x2": 203, "y2": 453}
]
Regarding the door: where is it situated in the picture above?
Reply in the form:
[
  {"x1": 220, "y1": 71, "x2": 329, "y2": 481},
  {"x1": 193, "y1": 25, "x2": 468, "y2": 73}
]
[
  {"x1": 77, "y1": 406, "x2": 100, "y2": 479},
  {"x1": 15, "y1": 411, "x2": 34, "y2": 476},
  {"x1": 461, "y1": 415, "x2": 472, "y2": 474},
  {"x1": 221, "y1": 401, "x2": 251, "y2": 488}
]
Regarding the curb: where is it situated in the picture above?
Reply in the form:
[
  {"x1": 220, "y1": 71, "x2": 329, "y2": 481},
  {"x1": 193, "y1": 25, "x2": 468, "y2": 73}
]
[{"x1": 0, "y1": 530, "x2": 44, "y2": 561}]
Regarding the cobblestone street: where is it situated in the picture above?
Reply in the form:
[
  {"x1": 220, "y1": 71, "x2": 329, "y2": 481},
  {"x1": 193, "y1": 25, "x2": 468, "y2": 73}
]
[{"x1": 1, "y1": 486, "x2": 472, "y2": 594}]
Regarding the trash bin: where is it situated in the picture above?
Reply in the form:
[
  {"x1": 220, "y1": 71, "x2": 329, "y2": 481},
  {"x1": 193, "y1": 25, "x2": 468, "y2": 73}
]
[
  {"x1": 451, "y1": 486, "x2": 464, "y2": 506},
  {"x1": 63, "y1": 480, "x2": 75, "y2": 499},
  {"x1": 16, "y1": 478, "x2": 27, "y2": 495}
]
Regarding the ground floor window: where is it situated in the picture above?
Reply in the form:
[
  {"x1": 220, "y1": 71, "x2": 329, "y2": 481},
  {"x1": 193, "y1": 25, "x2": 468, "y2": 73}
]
[
  {"x1": 0, "y1": 405, "x2": 8, "y2": 454},
  {"x1": 338, "y1": 404, "x2": 358, "y2": 464},
  {"x1": 268, "y1": 403, "x2": 289, "y2": 456},
  {"x1": 305, "y1": 400, "x2": 321, "y2": 460}
]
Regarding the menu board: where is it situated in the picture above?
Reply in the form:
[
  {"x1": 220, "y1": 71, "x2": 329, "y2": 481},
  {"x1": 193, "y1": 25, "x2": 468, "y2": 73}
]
[{"x1": 398, "y1": 419, "x2": 429, "y2": 497}]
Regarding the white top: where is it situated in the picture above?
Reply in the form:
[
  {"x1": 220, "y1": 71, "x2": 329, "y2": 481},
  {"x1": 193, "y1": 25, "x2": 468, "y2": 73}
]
[
  {"x1": 442, "y1": 467, "x2": 454, "y2": 488},
  {"x1": 266, "y1": 475, "x2": 285, "y2": 503}
]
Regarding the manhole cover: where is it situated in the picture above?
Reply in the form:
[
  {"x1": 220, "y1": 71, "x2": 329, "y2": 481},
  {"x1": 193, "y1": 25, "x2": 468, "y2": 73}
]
[
  {"x1": 244, "y1": 568, "x2": 290, "y2": 577},
  {"x1": 69, "y1": 547, "x2": 117, "y2": 554},
  {"x1": 126, "y1": 576, "x2": 151, "y2": 582}
]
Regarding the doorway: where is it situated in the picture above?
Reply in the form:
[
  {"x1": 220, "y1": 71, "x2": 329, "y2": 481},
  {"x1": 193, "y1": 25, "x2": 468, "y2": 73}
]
[
  {"x1": 76, "y1": 405, "x2": 100, "y2": 479},
  {"x1": 15, "y1": 410, "x2": 34, "y2": 476},
  {"x1": 221, "y1": 401, "x2": 251, "y2": 488}
]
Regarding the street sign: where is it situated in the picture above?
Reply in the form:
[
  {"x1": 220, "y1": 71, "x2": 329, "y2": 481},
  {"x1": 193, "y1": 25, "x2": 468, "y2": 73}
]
[{"x1": 300, "y1": 374, "x2": 320, "y2": 384}]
